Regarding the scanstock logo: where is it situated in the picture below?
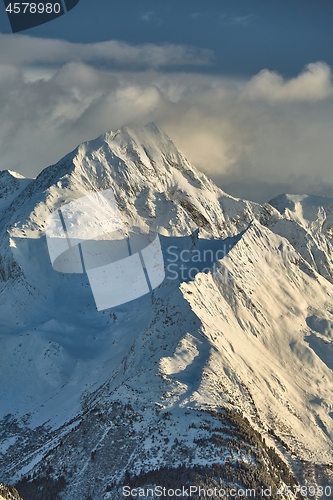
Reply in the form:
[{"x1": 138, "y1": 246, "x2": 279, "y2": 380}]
[
  {"x1": 3, "y1": 0, "x2": 80, "y2": 33},
  {"x1": 46, "y1": 188, "x2": 165, "y2": 311}
]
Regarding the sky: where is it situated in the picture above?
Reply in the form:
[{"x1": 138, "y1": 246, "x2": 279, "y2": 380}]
[{"x1": 0, "y1": 0, "x2": 333, "y2": 203}]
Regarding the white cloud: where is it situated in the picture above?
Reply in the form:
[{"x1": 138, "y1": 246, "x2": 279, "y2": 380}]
[
  {"x1": 220, "y1": 14, "x2": 256, "y2": 26},
  {"x1": 230, "y1": 15, "x2": 256, "y2": 26},
  {"x1": 0, "y1": 34, "x2": 212, "y2": 69},
  {"x1": 242, "y1": 62, "x2": 333, "y2": 103},
  {"x1": 140, "y1": 11, "x2": 156, "y2": 22},
  {"x1": 0, "y1": 34, "x2": 332, "y2": 203}
]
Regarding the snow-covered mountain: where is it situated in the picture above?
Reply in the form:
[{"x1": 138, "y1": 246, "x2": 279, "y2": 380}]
[
  {"x1": 0, "y1": 124, "x2": 332, "y2": 499},
  {"x1": 268, "y1": 193, "x2": 333, "y2": 283}
]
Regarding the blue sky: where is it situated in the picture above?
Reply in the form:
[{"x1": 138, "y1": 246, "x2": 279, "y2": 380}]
[
  {"x1": 1, "y1": 0, "x2": 333, "y2": 76},
  {"x1": 0, "y1": 1, "x2": 333, "y2": 202}
]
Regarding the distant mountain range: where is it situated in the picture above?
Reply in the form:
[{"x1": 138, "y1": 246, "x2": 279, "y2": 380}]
[{"x1": 0, "y1": 124, "x2": 332, "y2": 499}]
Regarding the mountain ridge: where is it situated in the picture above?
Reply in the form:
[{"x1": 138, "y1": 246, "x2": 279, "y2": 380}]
[{"x1": 0, "y1": 123, "x2": 332, "y2": 499}]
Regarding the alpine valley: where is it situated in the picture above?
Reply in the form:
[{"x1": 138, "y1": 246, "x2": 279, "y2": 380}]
[{"x1": 0, "y1": 124, "x2": 332, "y2": 499}]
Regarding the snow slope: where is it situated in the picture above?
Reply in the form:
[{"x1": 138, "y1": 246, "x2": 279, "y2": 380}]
[
  {"x1": 0, "y1": 124, "x2": 332, "y2": 498},
  {"x1": 267, "y1": 194, "x2": 333, "y2": 282}
]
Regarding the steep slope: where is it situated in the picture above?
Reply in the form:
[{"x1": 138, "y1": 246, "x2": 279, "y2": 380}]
[
  {"x1": 0, "y1": 124, "x2": 332, "y2": 499},
  {"x1": 268, "y1": 194, "x2": 333, "y2": 282},
  {"x1": 0, "y1": 171, "x2": 32, "y2": 215},
  {"x1": 181, "y1": 221, "x2": 333, "y2": 462}
]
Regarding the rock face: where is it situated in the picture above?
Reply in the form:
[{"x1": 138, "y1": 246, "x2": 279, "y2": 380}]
[{"x1": 0, "y1": 124, "x2": 332, "y2": 499}]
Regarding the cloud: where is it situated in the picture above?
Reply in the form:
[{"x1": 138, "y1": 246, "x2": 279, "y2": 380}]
[
  {"x1": 0, "y1": 34, "x2": 213, "y2": 69},
  {"x1": 140, "y1": 11, "x2": 156, "y2": 22},
  {"x1": 160, "y1": 79, "x2": 333, "y2": 202},
  {"x1": 0, "y1": 35, "x2": 333, "y2": 203},
  {"x1": 230, "y1": 15, "x2": 256, "y2": 26},
  {"x1": 220, "y1": 14, "x2": 256, "y2": 26},
  {"x1": 242, "y1": 62, "x2": 333, "y2": 103}
]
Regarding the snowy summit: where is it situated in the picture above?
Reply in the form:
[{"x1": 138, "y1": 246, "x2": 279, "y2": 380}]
[{"x1": 0, "y1": 124, "x2": 332, "y2": 499}]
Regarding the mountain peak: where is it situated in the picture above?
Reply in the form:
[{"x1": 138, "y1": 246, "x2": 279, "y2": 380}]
[
  {"x1": 100, "y1": 122, "x2": 177, "y2": 163},
  {"x1": 111, "y1": 121, "x2": 167, "y2": 138},
  {"x1": 1, "y1": 124, "x2": 333, "y2": 498},
  {"x1": 270, "y1": 192, "x2": 333, "y2": 210},
  {"x1": 0, "y1": 169, "x2": 27, "y2": 181},
  {"x1": 7, "y1": 170, "x2": 26, "y2": 179},
  {"x1": 269, "y1": 192, "x2": 333, "y2": 231}
]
